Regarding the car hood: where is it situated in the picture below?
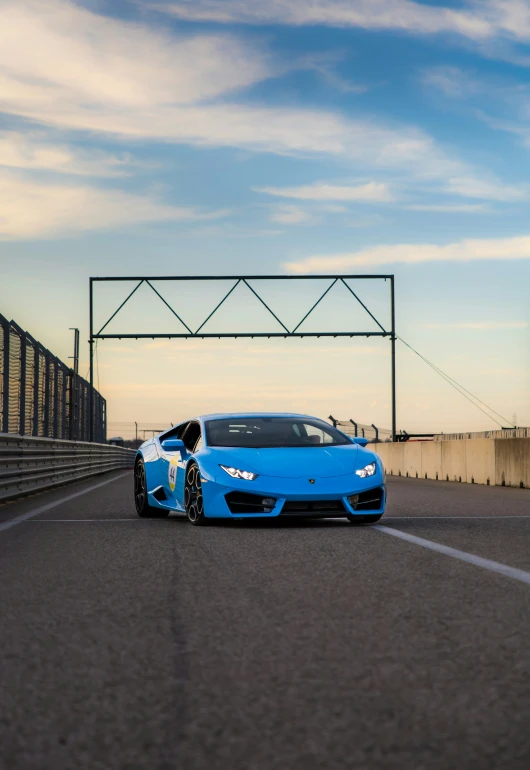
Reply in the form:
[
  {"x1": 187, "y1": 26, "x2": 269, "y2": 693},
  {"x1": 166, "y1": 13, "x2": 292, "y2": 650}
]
[{"x1": 210, "y1": 444, "x2": 359, "y2": 479}]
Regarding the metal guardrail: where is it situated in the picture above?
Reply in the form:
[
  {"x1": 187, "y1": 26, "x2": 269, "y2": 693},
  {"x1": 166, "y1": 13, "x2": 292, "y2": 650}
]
[{"x1": 0, "y1": 434, "x2": 135, "y2": 504}]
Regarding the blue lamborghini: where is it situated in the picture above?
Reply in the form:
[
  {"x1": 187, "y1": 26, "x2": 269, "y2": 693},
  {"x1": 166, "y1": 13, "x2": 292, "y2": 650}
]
[{"x1": 134, "y1": 413, "x2": 386, "y2": 525}]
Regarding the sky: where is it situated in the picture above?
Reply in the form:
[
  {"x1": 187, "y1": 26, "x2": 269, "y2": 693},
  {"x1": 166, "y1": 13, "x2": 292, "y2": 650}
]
[{"x1": 0, "y1": 0, "x2": 529, "y2": 437}]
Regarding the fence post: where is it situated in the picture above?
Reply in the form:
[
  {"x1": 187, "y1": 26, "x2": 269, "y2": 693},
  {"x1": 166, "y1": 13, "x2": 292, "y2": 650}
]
[
  {"x1": 18, "y1": 332, "x2": 27, "y2": 436},
  {"x1": 61, "y1": 365, "x2": 67, "y2": 440},
  {"x1": 69, "y1": 372, "x2": 75, "y2": 440},
  {"x1": 33, "y1": 343, "x2": 40, "y2": 436},
  {"x1": 371, "y1": 423, "x2": 379, "y2": 443},
  {"x1": 44, "y1": 351, "x2": 51, "y2": 438},
  {"x1": 349, "y1": 419, "x2": 358, "y2": 437},
  {"x1": 53, "y1": 358, "x2": 59, "y2": 439},
  {"x1": 0, "y1": 315, "x2": 9, "y2": 434}
]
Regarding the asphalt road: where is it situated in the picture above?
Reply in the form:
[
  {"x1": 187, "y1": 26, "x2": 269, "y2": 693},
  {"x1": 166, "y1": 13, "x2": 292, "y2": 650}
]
[{"x1": 1, "y1": 473, "x2": 529, "y2": 770}]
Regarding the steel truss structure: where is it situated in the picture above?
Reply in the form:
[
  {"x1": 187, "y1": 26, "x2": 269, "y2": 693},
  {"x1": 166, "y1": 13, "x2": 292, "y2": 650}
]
[{"x1": 89, "y1": 275, "x2": 396, "y2": 442}]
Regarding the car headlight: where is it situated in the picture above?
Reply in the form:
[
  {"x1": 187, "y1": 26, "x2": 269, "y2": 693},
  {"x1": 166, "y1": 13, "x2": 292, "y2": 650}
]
[
  {"x1": 220, "y1": 465, "x2": 259, "y2": 481},
  {"x1": 355, "y1": 462, "x2": 377, "y2": 479}
]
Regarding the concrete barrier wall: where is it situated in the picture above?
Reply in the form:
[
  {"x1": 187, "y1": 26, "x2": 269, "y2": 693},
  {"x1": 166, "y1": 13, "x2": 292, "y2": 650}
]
[
  {"x1": 494, "y1": 439, "x2": 530, "y2": 489},
  {"x1": 374, "y1": 438, "x2": 530, "y2": 488}
]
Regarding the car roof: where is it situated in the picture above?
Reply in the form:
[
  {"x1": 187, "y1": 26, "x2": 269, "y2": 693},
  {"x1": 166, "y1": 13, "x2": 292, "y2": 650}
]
[
  {"x1": 156, "y1": 413, "x2": 336, "y2": 442},
  {"x1": 198, "y1": 412, "x2": 318, "y2": 421}
]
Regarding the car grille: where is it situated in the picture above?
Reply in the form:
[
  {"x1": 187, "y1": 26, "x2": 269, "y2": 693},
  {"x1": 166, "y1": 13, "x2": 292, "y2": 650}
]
[
  {"x1": 225, "y1": 492, "x2": 277, "y2": 514},
  {"x1": 281, "y1": 499, "x2": 345, "y2": 516},
  {"x1": 348, "y1": 487, "x2": 384, "y2": 511}
]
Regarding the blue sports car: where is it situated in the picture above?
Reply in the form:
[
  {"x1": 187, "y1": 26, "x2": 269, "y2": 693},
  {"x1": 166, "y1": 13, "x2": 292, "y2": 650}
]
[{"x1": 134, "y1": 413, "x2": 386, "y2": 526}]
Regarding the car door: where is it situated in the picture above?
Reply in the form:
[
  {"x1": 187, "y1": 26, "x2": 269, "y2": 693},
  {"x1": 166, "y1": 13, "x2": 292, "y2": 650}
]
[
  {"x1": 160, "y1": 422, "x2": 189, "y2": 502},
  {"x1": 174, "y1": 421, "x2": 202, "y2": 505}
]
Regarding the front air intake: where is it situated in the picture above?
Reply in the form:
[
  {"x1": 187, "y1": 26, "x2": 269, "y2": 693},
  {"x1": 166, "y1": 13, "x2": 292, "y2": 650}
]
[
  {"x1": 348, "y1": 487, "x2": 384, "y2": 511},
  {"x1": 225, "y1": 492, "x2": 277, "y2": 514},
  {"x1": 281, "y1": 500, "x2": 345, "y2": 515}
]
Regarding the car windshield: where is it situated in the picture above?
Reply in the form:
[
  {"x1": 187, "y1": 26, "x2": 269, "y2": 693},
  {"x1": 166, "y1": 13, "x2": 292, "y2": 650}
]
[{"x1": 205, "y1": 417, "x2": 351, "y2": 448}]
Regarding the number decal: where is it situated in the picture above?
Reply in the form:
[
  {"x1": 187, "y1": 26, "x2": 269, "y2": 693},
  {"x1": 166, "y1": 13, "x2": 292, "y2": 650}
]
[{"x1": 168, "y1": 458, "x2": 178, "y2": 491}]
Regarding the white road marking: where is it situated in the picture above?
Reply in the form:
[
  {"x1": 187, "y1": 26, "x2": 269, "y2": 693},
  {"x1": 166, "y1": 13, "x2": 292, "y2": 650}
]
[
  {"x1": 0, "y1": 473, "x2": 131, "y2": 534},
  {"x1": 375, "y1": 525, "x2": 530, "y2": 585},
  {"x1": 383, "y1": 516, "x2": 530, "y2": 519}
]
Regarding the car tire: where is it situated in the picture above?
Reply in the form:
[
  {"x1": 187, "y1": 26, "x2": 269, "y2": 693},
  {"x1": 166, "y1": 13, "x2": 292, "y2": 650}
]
[
  {"x1": 134, "y1": 458, "x2": 169, "y2": 518},
  {"x1": 346, "y1": 513, "x2": 383, "y2": 525},
  {"x1": 185, "y1": 463, "x2": 208, "y2": 526}
]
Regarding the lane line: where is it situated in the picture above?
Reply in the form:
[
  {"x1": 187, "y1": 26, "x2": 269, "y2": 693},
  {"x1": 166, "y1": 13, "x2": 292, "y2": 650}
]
[
  {"x1": 0, "y1": 473, "x2": 131, "y2": 534},
  {"x1": 383, "y1": 515, "x2": 530, "y2": 520},
  {"x1": 374, "y1": 525, "x2": 530, "y2": 585},
  {"x1": 27, "y1": 518, "x2": 140, "y2": 522}
]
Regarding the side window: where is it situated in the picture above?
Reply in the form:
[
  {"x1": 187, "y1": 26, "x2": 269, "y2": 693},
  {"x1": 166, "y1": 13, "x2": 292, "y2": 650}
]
[
  {"x1": 304, "y1": 423, "x2": 333, "y2": 445},
  {"x1": 182, "y1": 422, "x2": 201, "y2": 451},
  {"x1": 160, "y1": 422, "x2": 188, "y2": 443},
  {"x1": 176, "y1": 422, "x2": 189, "y2": 439}
]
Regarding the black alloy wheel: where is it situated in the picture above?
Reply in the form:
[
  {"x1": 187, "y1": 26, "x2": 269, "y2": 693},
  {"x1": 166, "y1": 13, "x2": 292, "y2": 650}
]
[
  {"x1": 134, "y1": 459, "x2": 169, "y2": 518},
  {"x1": 346, "y1": 513, "x2": 383, "y2": 525},
  {"x1": 184, "y1": 463, "x2": 207, "y2": 526}
]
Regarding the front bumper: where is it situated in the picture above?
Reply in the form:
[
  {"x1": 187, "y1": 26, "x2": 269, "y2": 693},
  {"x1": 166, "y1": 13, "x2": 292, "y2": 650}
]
[{"x1": 201, "y1": 472, "x2": 386, "y2": 519}]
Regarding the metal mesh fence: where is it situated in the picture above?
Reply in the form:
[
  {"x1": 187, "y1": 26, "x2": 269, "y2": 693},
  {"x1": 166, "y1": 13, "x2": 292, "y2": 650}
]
[
  {"x1": 329, "y1": 418, "x2": 393, "y2": 443},
  {"x1": 0, "y1": 313, "x2": 106, "y2": 442}
]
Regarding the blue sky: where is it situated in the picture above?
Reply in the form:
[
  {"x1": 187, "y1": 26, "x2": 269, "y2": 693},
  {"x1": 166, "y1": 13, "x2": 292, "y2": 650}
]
[{"x1": 0, "y1": 0, "x2": 529, "y2": 435}]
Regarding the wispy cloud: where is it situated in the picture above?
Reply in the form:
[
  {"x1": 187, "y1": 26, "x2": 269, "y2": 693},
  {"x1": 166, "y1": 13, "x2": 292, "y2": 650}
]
[
  {"x1": 307, "y1": 60, "x2": 369, "y2": 94},
  {"x1": 283, "y1": 234, "x2": 530, "y2": 272},
  {"x1": 444, "y1": 176, "x2": 529, "y2": 201},
  {"x1": 421, "y1": 66, "x2": 481, "y2": 98},
  {"x1": 153, "y1": 1, "x2": 492, "y2": 39},
  {"x1": 0, "y1": 131, "x2": 135, "y2": 177},
  {"x1": 404, "y1": 203, "x2": 490, "y2": 212},
  {"x1": 0, "y1": 171, "x2": 229, "y2": 240},
  {"x1": 270, "y1": 205, "x2": 315, "y2": 225},
  {"x1": 0, "y1": 0, "x2": 526, "y2": 234},
  {"x1": 423, "y1": 64, "x2": 530, "y2": 154},
  {"x1": 254, "y1": 181, "x2": 394, "y2": 202},
  {"x1": 154, "y1": 1, "x2": 530, "y2": 69},
  {"x1": 0, "y1": 0, "x2": 492, "y2": 184},
  {"x1": 0, "y1": 0, "x2": 272, "y2": 106}
]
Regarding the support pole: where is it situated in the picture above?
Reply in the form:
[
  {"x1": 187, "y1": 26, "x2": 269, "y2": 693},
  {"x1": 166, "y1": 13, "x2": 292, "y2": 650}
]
[
  {"x1": 89, "y1": 278, "x2": 94, "y2": 442},
  {"x1": 70, "y1": 328, "x2": 80, "y2": 374},
  {"x1": 390, "y1": 276, "x2": 397, "y2": 442}
]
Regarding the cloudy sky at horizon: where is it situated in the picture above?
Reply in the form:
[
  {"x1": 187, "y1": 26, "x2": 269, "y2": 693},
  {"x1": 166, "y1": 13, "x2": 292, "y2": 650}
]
[{"x1": 0, "y1": 0, "x2": 529, "y2": 435}]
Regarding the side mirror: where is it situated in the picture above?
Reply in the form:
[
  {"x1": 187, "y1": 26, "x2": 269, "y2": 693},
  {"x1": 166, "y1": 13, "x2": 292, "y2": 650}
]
[
  {"x1": 352, "y1": 437, "x2": 369, "y2": 448},
  {"x1": 161, "y1": 438, "x2": 185, "y2": 452}
]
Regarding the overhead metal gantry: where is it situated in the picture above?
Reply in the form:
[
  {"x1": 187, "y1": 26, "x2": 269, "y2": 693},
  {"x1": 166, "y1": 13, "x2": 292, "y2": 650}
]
[{"x1": 89, "y1": 275, "x2": 397, "y2": 442}]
